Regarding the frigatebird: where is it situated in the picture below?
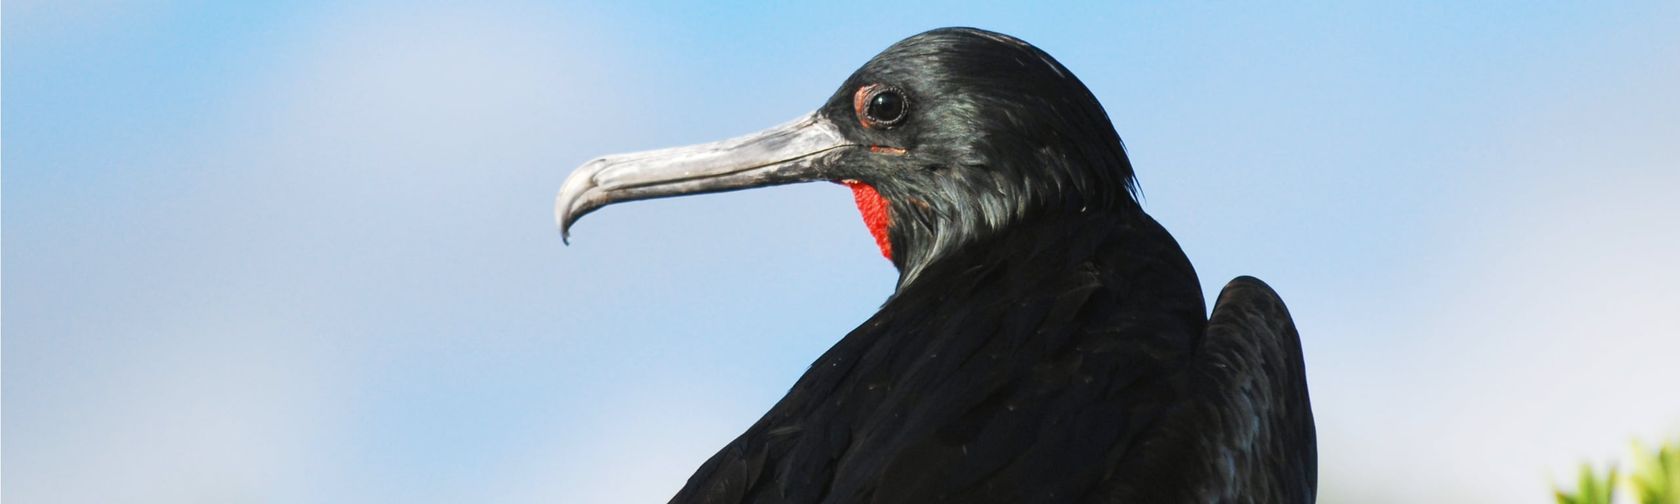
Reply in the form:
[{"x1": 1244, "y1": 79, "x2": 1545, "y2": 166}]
[{"x1": 556, "y1": 28, "x2": 1315, "y2": 504}]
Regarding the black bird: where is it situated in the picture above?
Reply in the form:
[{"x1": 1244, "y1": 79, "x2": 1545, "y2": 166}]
[{"x1": 556, "y1": 28, "x2": 1315, "y2": 504}]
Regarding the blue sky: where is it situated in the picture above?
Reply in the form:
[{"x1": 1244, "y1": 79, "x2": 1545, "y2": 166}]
[{"x1": 5, "y1": 1, "x2": 1678, "y2": 502}]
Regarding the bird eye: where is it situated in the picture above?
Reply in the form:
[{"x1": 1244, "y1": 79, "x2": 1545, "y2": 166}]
[{"x1": 854, "y1": 84, "x2": 909, "y2": 129}]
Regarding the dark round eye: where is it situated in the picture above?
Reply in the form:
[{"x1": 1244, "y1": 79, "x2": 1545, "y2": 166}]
[
  {"x1": 853, "y1": 84, "x2": 909, "y2": 129},
  {"x1": 868, "y1": 90, "x2": 905, "y2": 124}
]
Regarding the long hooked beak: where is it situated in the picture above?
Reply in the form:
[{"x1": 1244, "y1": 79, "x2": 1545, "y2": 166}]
[{"x1": 555, "y1": 112, "x2": 857, "y2": 242}]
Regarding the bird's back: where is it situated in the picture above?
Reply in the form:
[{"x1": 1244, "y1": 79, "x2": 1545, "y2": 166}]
[
  {"x1": 1094, "y1": 276, "x2": 1317, "y2": 503},
  {"x1": 671, "y1": 210, "x2": 1313, "y2": 503}
]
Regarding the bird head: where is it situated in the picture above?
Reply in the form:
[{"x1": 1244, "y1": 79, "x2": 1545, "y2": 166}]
[{"x1": 556, "y1": 27, "x2": 1138, "y2": 285}]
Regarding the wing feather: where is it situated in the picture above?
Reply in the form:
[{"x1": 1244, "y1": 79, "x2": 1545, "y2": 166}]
[{"x1": 1194, "y1": 275, "x2": 1317, "y2": 502}]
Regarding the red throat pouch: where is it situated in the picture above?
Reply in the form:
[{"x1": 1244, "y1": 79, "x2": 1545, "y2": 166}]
[{"x1": 842, "y1": 180, "x2": 893, "y2": 261}]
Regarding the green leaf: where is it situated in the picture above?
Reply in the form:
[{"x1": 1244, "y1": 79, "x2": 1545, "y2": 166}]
[
  {"x1": 1628, "y1": 438, "x2": 1679, "y2": 504},
  {"x1": 1557, "y1": 462, "x2": 1617, "y2": 504}
]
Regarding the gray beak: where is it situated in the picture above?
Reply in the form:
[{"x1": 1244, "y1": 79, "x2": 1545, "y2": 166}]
[{"x1": 555, "y1": 112, "x2": 856, "y2": 242}]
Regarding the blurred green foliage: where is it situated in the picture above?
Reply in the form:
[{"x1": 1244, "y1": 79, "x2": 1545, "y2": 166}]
[
  {"x1": 1557, "y1": 464, "x2": 1617, "y2": 504},
  {"x1": 1627, "y1": 438, "x2": 1678, "y2": 504},
  {"x1": 1556, "y1": 437, "x2": 1679, "y2": 504}
]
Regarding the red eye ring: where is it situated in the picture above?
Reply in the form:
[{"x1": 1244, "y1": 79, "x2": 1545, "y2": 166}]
[{"x1": 853, "y1": 83, "x2": 909, "y2": 129}]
